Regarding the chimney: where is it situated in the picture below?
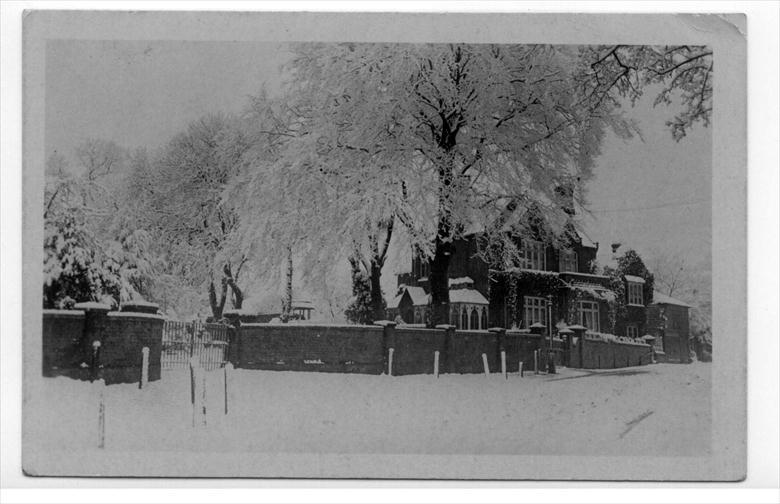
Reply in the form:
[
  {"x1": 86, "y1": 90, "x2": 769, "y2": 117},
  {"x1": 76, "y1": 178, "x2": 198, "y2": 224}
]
[{"x1": 611, "y1": 242, "x2": 621, "y2": 259}]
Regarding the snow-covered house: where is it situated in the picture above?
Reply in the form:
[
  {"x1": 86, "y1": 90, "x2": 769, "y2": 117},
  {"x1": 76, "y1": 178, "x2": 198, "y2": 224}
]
[
  {"x1": 648, "y1": 291, "x2": 692, "y2": 363},
  {"x1": 386, "y1": 285, "x2": 430, "y2": 325},
  {"x1": 390, "y1": 229, "x2": 649, "y2": 337}
]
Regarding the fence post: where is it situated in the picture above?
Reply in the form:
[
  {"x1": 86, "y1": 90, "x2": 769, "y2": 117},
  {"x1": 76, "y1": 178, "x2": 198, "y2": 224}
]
[
  {"x1": 139, "y1": 346, "x2": 149, "y2": 389},
  {"x1": 388, "y1": 348, "x2": 394, "y2": 377},
  {"x1": 481, "y1": 353, "x2": 490, "y2": 377},
  {"x1": 519, "y1": 361, "x2": 524, "y2": 378},
  {"x1": 434, "y1": 351, "x2": 440, "y2": 378},
  {"x1": 534, "y1": 350, "x2": 538, "y2": 374},
  {"x1": 96, "y1": 378, "x2": 106, "y2": 449},
  {"x1": 489, "y1": 327, "x2": 507, "y2": 379},
  {"x1": 224, "y1": 362, "x2": 232, "y2": 415},
  {"x1": 568, "y1": 325, "x2": 587, "y2": 369},
  {"x1": 189, "y1": 356, "x2": 199, "y2": 427}
]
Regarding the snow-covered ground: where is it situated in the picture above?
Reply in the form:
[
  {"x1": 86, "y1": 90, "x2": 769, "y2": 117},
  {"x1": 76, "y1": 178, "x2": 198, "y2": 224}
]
[{"x1": 25, "y1": 363, "x2": 711, "y2": 460}]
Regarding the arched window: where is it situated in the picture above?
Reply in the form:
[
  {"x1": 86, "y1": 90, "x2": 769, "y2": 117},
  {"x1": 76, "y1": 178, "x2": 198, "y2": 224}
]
[
  {"x1": 470, "y1": 307, "x2": 479, "y2": 330},
  {"x1": 481, "y1": 307, "x2": 488, "y2": 330},
  {"x1": 414, "y1": 309, "x2": 422, "y2": 324},
  {"x1": 461, "y1": 307, "x2": 469, "y2": 330}
]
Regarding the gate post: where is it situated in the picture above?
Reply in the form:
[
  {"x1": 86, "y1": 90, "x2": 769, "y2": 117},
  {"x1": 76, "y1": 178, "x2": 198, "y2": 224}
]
[
  {"x1": 374, "y1": 321, "x2": 396, "y2": 375},
  {"x1": 435, "y1": 324, "x2": 455, "y2": 374}
]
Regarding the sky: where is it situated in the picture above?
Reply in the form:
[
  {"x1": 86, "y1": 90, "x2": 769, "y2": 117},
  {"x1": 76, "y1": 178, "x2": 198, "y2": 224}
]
[{"x1": 45, "y1": 40, "x2": 712, "y2": 305}]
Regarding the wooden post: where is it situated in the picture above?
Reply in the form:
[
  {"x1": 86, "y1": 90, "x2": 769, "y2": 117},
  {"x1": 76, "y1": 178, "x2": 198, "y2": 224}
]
[
  {"x1": 201, "y1": 367, "x2": 207, "y2": 426},
  {"x1": 433, "y1": 351, "x2": 440, "y2": 378},
  {"x1": 96, "y1": 378, "x2": 106, "y2": 449},
  {"x1": 224, "y1": 363, "x2": 232, "y2": 415},
  {"x1": 481, "y1": 353, "x2": 489, "y2": 376},
  {"x1": 519, "y1": 361, "x2": 524, "y2": 378},
  {"x1": 501, "y1": 350, "x2": 507, "y2": 379},
  {"x1": 534, "y1": 350, "x2": 539, "y2": 374},
  {"x1": 189, "y1": 356, "x2": 198, "y2": 427},
  {"x1": 140, "y1": 346, "x2": 149, "y2": 389},
  {"x1": 388, "y1": 348, "x2": 394, "y2": 376}
]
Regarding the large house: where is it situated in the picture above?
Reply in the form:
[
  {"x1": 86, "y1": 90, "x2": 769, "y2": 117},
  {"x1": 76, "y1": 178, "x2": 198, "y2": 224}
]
[
  {"x1": 648, "y1": 292, "x2": 692, "y2": 362},
  {"x1": 388, "y1": 230, "x2": 651, "y2": 338}
]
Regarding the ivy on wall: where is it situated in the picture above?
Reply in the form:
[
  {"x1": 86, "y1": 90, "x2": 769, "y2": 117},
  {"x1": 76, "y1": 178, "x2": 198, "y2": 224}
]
[{"x1": 602, "y1": 249, "x2": 655, "y2": 337}]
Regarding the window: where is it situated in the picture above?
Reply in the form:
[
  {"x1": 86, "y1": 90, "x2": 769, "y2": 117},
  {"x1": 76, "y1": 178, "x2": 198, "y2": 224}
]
[
  {"x1": 481, "y1": 308, "x2": 488, "y2": 330},
  {"x1": 627, "y1": 282, "x2": 644, "y2": 305},
  {"x1": 414, "y1": 309, "x2": 422, "y2": 324},
  {"x1": 626, "y1": 324, "x2": 639, "y2": 338},
  {"x1": 578, "y1": 301, "x2": 600, "y2": 332},
  {"x1": 470, "y1": 308, "x2": 479, "y2": 330},
  {"x1": 461, "y1": 307, "x2": 469, "y2": 330},
  {"x1": 520, "y1": 241, "x2": 546, "y2": 270},
  {"x1": 524, "y1": 296, "x2": 547, "y2": 328},
  {"x1": 559, "y1": 249, "x2": 578, "y2": 272}
]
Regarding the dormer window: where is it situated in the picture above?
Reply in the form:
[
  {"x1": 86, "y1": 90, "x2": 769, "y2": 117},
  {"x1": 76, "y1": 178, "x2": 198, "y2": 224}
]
[
  {"x1": 559, "y1": 249, "x2": 577, "y2": 272},
  {"x1": 625, "y1": 275, "x2": 645, "y2": 306},
  {"x1": 520, "y1": 240, "x2": 546, "y2": 271}
]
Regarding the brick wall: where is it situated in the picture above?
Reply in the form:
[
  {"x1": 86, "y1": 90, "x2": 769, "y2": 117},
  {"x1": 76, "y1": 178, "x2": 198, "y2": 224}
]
[
  {"x1": 102, "y1": 313, "x2": 164, "y2": 383},
  {"x1": 387, "y1": 327, "x2": 446, "y2": 375},
  {"x1": 42, "y1": 308, "x2": 164, "y2": 384},
  {"x1": 570, "y1": 335, "x2": 653, "y2": 369},
  {"x1": 42, "y1": 309, "x2": 85, "y2": 377},
  {"x1": 230, "y1": 324, "x2": 386, "y2": 374}
]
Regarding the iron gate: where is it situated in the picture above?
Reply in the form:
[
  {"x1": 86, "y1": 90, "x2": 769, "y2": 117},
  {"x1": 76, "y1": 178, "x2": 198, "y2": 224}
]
[{"x1": 162, "y1": 321, "x2": 230, "y2": 371}]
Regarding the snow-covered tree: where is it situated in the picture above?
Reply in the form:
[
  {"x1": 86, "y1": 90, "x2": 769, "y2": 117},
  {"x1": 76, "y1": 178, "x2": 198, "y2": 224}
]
[
  {"x1": 144, "y1": 114, "x2": 255, "y2": 319},
  {"x1": 43, "y1": 142, "x2": 158, "y2": 308},
  {"x1": 236, "y1": 43, "x2": 712, "y2": 326}
]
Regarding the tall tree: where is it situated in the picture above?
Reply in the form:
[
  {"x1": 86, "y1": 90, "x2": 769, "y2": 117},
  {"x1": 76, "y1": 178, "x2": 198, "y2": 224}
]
[
  {"x1": 146, "y1": 114, "x2": 254, "y2": 319},
  {"x1": 239, "y1": 43, "x2": 712, "y2": 325}
]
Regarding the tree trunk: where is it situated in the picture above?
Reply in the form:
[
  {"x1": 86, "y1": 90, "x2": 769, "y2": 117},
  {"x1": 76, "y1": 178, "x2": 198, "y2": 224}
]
[
  {"x1": 429, "y1": 146, "x2": 456, "y2": 327},
  {"x1": 208, "y1": 277, "x2": 228, "y2": 320},
  {"x1": 369, "y1": 261, "x2": 384, "y2": 322},
  {"x1": 223, "y1": 263, "x2": 243, "y2": 310},
  {"x1": 281, "y1": 247, "x2": 293, "y2": 322}
]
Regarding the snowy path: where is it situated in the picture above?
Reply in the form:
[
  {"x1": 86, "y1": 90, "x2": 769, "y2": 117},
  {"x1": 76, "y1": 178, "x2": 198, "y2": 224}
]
[{"x1": 25, "y1": 363, "x2": 711, "y2": 459}]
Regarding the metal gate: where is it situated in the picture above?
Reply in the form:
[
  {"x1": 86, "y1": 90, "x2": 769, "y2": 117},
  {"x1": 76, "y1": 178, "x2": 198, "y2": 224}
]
[{"x1": 162, "y1": 321, "x2": 230, "y2": 371}]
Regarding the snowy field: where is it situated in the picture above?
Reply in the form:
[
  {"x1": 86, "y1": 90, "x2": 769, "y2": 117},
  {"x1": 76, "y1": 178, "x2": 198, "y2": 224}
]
[{"x1": 25, "y1": 363, "x2": 711, "y2": 461}]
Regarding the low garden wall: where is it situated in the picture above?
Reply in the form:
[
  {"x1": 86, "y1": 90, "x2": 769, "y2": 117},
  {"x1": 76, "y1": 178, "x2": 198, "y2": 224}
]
[
  {"x1": 569, "y1": 333, "x2": 653, "y2": 369},
  {"x1": 229, "y1": 323, "x2": 386, "y2": 374},
  {"x1": 42, "y1": 304, "x2": 164, "y2": 384},
  {"x1": 227, "y1": 323, "x2": 549, "y2": 376}
]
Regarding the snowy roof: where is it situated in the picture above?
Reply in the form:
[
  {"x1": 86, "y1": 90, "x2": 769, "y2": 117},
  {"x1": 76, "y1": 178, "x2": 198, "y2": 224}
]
[
  {"x1": 566, "y1": 281, "x2": 616, "y2": 302},
  {"x1": 292, "y1": 300, "x2": 315, "y2": 310},
  {"x1": 624, "y1": 274, "x2": 646, "y2": 284},
  {"x1": 574, "y1": 228, "x2": 598, "y2": 249},
  {"x1": 389, "y1": 286, "x2": 430, "y2": 308},
  {"x1": 449, "y1": 288, "x2": 489, "y2": 305},
  {"x1": 406, "y1": 286, "x2": 430, "y2": 306},
  {"x1": 651, "y1": 291, "x2": 692, "y2": 308},
  {"x1": 448, "y1": 276, "x2": 474, "y2": 287},
  {"x1": 386, "y1": 294, "x2": 403, "y2": 310}
]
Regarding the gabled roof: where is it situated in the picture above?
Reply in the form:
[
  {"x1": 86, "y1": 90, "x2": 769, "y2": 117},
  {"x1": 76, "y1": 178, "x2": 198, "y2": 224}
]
[{"x1": 651, "y1": 291, "x2": 692, "y2": 308}]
